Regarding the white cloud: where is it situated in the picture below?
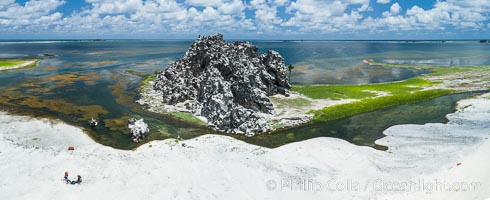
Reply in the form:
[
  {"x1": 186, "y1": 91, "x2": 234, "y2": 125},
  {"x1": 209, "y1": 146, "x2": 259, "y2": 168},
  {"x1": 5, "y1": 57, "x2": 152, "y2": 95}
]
[
  {"x1": 218, "y1": 0, "x2": 245, "y2": 15},
  {"x1": 84, "y1": 0, "x2": 142, "y2": 14},
  {"x1": 364, "y1": 0, "x2": 490, "y2": 32},
  {"x1": 49, "y1": 0, "x2": 252, "y2": 36},
  {"x1": 282, "y1": 0, "x2": 369, "y2": 32},
  {"x1": 250, "y1": 0, "x2": 285, "y2": 32},
  {"x1": 283, "y1": 0, "x2": 490, "y2": 34},
  {"x1": 185, "y1": 0, "x2": 224, "y2": 7},
  {"x1": 0, "y1": 0, "x2": 65, "y2": 26},
  {"x1": 390, "y1": 2, "x2": 401, "y2": 15},
  {"x1": 0, "y1": 0, "x2": 489, "y2": 38},
  {"x1": 273, "y1": 0, "x2": 289, "y2": 6},
  {"x1": 0, "y1": 0, "x2": 15, "y2": 9},
  {"x1": 377, "y1": 0, "x2": 390, "y2": 4},
  {"x1": 381, "y1": 2, "x2": 400, "y2": 17}
]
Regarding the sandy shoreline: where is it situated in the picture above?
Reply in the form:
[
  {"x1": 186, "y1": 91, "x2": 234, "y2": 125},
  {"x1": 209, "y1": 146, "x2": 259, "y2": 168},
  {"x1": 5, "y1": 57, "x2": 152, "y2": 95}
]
[{"x1": 1, "y1": 94, "x2": 489, "y2": 199}]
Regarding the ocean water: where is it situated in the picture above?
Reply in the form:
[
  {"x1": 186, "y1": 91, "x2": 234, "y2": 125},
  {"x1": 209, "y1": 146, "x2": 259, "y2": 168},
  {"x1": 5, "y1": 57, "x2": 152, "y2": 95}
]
[{"x1": 0, "y1": 40, "x2": 488, "y2": 149}]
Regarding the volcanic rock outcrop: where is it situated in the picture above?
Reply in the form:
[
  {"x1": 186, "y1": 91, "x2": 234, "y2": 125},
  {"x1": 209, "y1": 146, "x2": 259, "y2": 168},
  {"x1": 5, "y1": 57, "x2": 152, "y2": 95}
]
[
  {"x1": 128, "y1": 118, "x2": 150, "y2": 142},
  {"x1": 140, "y1": 34, "x2": 291, "y2": 135}
]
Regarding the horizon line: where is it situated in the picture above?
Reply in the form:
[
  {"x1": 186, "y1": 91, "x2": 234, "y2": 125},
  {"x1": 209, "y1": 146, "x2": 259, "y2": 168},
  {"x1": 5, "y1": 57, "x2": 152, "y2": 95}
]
[{"x1": 0, "y1": 38, "x2": 489, "y2": 41}]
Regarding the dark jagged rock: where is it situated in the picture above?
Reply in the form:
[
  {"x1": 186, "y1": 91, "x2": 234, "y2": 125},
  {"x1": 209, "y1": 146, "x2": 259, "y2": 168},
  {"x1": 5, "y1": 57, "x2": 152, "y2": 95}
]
[{"x1": 148, "y1": 34, "x2": 291, "y2": 135}]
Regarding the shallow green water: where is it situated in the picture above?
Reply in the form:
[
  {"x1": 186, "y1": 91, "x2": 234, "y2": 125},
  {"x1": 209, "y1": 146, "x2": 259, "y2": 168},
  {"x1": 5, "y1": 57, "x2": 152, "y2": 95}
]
[{"x1": 239, "y1": 92, "x2": 481, "y2": 150}]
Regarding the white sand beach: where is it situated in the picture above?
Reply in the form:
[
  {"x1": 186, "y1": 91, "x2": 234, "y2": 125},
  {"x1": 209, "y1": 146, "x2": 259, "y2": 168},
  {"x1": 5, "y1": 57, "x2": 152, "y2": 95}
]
[{"x1": 0, "y1": 94, "x2": 489, "y2": 200}]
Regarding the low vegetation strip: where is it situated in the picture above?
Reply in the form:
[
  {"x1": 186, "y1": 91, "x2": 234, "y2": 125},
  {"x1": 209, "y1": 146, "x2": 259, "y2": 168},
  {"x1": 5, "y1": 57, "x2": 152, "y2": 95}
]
[
  {"x1": 293, "y1": 61, "x2": 490, "y2": 123},
  {"x1": 167, "y1": 112, "x2": 207, "y2": 126},
  {"x1": 0, "y1": 59, "x2": 38, "y2": 70},
  {"x1": 141, "y1": 73, "x2": 157, "y2": 88},
  {"x1": 292, "y1": 77, "x2": 435, "y2": 100},
  {"x1": 126, "y1": 70, "x2": 157, "y2": 92},
  {"x1": 0, "y1": 60, "x2": 24, "y2": 67},
  {"x1": 292, "y1": 77, "x2": 452, "y2": 123},
  {"x1": 309, "y1": 89, "x2": 454, "y2": 122}
]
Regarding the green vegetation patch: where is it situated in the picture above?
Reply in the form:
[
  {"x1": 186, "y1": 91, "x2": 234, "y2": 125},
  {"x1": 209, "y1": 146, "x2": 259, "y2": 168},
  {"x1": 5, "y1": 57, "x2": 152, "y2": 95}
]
[
  {"x1": 286, "y1": 133, "x2": 295, "y2": 140},
  {"x1": 125, "y1": 70, "x2": 157, "y2": 90},
  {"x1": 141, "y1": 74, "x2": 157, "y2": 87},
  {"x1": 0, "y1": 60, "x2": 25, "y2": 67},
  {"x1": 292, "y1": 74, "x2": 453, "y2": 123},
  {"x1": 292, "y1": 78, "x2": 434, "y2": 100},
  {"x1": 292, "y1": 85, "x2": 376, "y2": 99},
  {"x1": 127, "y1": 69, "x2": 157, "y2": 92},
  {"x1": 0, "y1": 59, "x2": 38, "y2": 69},
  {"x1": 310, "y1": 89, "x2": 454, "y2": 122},
  {"x1": 136, "y1": 73, "x2": 157, "y2": 93},
  {"x1": 168, "y1": 112, "x2": 207, "y2": 126},
  {"x1": 295, "y1": 61, "x2": 490, "y2": 122}
]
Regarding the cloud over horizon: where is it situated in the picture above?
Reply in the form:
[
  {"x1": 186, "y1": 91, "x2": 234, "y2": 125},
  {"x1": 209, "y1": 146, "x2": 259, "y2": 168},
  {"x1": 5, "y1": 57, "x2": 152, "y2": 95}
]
[{"x1": 0, "y1": 0, "x2": 488, "y2": 39}]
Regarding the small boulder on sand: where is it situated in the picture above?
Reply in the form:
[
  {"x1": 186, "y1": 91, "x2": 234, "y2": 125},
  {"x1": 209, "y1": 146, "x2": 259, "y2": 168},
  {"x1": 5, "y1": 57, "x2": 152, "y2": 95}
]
[{"x1": 127, "y1": 118, "x2": 150, "y2": 143}]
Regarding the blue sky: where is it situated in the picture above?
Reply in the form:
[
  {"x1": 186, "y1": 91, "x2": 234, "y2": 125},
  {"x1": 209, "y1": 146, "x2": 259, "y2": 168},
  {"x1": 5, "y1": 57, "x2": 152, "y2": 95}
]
[{"x1": 0, "y1": 0, "x2": 489, "y2": 40}]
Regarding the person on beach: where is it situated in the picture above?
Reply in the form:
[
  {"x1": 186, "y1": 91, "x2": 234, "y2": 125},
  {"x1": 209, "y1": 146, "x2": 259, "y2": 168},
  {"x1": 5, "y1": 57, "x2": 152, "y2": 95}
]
[
  {"x1": 64, "y1": 172, "x2": 82, "y2": 185},
  {"x1": 64, "y1": 172, "x2": 70, "y2": 184},
  {"x1": 70, "y1": 175, "x2": 82, "y2": 185},
  {"x1": 76, "y1": 175, "x2": 82, "y2": 184}
]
